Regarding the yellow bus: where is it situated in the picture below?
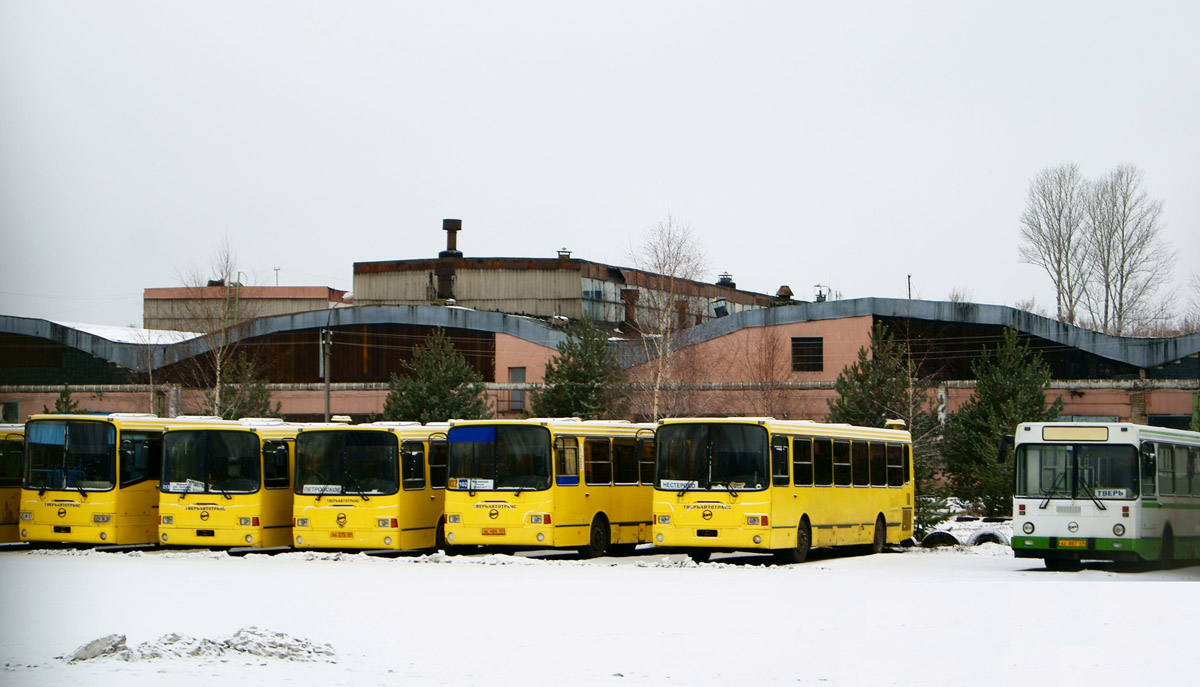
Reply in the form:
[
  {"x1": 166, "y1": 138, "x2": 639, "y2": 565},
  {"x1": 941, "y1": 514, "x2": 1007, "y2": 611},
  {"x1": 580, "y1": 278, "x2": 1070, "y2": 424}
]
[
  {"x1": 652, "y1": 417, "x2": 914, "y2": 563},
  {"x1": 158, "y1": 417, "x2": 299, "y2": 549},
  {"x1": 292, "y1": 422, "x2": 449, "y2": 551},
  {"x1": 1, "y1": 424, "x2": 24, "y2": 543},
  {"x1": 18, "y1": 413, "x2": 209, "y2": 546},
  {"x1": 443, "y1": 419, "x2": 657, "y2": 557}
]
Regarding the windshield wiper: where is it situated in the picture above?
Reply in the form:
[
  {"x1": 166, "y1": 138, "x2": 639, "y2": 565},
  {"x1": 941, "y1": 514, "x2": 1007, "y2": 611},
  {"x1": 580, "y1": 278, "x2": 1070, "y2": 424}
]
[
  {"x1": 675, "y1": 480, "x2": 696, "y2": 497},
  {"x1": 343, "y1": 472, "x2": 370, "y2": 501},
  {"x1": 710, "y1": 480, "x2": 739, "y2": 498},
  {"x1": 1077, "y1": 480, "x2": 1107, "y2": 511},
  {"x1": 1039, "y1": 471, "x2": 1067, "y2": 509}
]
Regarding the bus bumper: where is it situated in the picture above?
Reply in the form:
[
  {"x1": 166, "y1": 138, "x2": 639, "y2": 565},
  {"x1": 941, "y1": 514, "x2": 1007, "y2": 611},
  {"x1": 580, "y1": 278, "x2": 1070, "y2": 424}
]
[
  {"x1": 444, "y1": 524, "x2": 562, "y2": 548},
  {"x1": 1011, "y1": 535, "x2": 1146, "y2": 562},
  {"x1": 652, "y1": 525, "x2": 778, "y2": 551}
]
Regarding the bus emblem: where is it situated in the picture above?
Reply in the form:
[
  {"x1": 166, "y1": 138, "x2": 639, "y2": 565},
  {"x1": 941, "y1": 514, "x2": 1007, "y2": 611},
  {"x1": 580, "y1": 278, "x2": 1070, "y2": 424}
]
[
  {"x1": 57, "y1": 508, "x2": 66, "y2": 518},
  {"x1": 702, "y1": 510, "x2": 713, "y2": 521},
  {"x1": 199, "y1": 511, "x2": 210, "y2": 522},
  {"x1": 336, "y1": 513, "x2": 347, "y2": 527},
  {"x1": 489, "y1": 509, "x2": 499, "y2": 519},
  {"x1": 1067, "y1": 522, "x2": 1079, "y2": 533}
]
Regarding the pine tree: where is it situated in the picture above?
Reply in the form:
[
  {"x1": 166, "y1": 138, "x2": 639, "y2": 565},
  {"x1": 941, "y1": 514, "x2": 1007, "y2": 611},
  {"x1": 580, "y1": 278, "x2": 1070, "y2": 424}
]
[
  {"x1": 382, "y1": 329, "x2": 491, "y2": 423},
  {"x1": 530, "y1": 319, "x2": 628, "y2": 420},
  {"x1": 943, "y1": 327, "x2": 1063, "y2": 515},
  {"x1": 44, "y1": 384, "x2": 82, "y2": 414},
  {"x1": 828, "y1": 323, "x2": 948, "y2": 531}
]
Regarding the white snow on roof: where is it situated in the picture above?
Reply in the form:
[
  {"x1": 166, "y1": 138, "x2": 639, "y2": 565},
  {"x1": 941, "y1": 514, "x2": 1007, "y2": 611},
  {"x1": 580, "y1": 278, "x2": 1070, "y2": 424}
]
[{"x1": 53, "y1": 321, "x2": 200, "y2": 345}]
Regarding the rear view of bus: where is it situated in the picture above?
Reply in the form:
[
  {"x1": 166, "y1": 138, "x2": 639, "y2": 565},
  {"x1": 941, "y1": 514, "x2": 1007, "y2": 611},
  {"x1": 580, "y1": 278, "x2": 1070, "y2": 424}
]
[
  {"x1": 442, "y1": 419, "x2": 656, "y2": 557},
  {"x1": 1, "y1": 424, "x2": 24, "y2": 543},
  {"x1": 20, "y1": 413, "x2": 169, "y2": 545},
  {"x1": 1011, "y1": 422, "x2": 1200, "y2": 569},
  {"x1": 292, "y1": 423, "x2": 448, "y2": 551},
  {"x1": 158, "y1": 418, "x2": 298, "y2": 548}
]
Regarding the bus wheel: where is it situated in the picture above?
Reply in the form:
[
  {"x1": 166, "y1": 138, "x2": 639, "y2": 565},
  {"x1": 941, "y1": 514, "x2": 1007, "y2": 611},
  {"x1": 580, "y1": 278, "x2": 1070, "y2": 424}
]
[
  {"x1": 578, "y1": 517, "x2": 609, "y2": 559},
  {"x1": 775, "y1": 518, "x2": 811, "y2": 564},
  {"x1": 687, "y1": 549, "x2": 711, "y2": 564},
  {"x1": 870, "y1": 515, "x2": 886, "y2": 554}
]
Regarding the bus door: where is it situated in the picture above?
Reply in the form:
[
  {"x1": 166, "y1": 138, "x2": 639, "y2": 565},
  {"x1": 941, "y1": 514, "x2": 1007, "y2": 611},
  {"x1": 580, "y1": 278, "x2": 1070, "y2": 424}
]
[
  {"x1": 553, "y1": 436, "x2": 587, "y2": 532},
  {"x1": 399, "y1": 439, "x2": 440, "y2": 549}
]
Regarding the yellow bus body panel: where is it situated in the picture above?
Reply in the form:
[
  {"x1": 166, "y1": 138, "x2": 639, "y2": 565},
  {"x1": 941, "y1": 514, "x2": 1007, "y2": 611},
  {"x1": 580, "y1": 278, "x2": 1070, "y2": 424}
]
[
  {"x1": 1, "y1": 425, "x2": 25, "y2": 543},
  {"x1": 442, "y1": 419, "x2": 655, "y2": 550},
  {"x1": 158, "y1": 420, "x2": 300, "y2": 548},
  {"x1": 651, "y1": 418, "x2": 915, "y2": 554},
  {"x1": 291, "y1": 424, "x2": 447, "y2": 551}
]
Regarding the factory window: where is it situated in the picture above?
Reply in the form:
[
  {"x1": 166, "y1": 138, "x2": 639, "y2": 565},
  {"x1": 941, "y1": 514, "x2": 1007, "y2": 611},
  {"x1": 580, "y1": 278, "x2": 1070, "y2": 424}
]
[{"x1": 791, "y1": 337, "x2": 823, "y2": 372}]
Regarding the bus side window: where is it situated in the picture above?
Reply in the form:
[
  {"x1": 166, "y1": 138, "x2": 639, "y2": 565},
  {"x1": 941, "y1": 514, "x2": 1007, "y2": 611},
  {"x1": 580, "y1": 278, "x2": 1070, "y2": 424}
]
[
  {"x1": 263, "y1": 440, "x2": 290, "y2": 489},
  {"x1": 851, "y1": 441, "x2": 869, "y2": 486},
  {"x1": 869, "y1": 442, "x2": 886, "y2": 487},
  {"x1": 637, "y1": 439, "x2": 655, "y2": 485},
  {"x1": 402, "y1": 440, "x2": 426, "y2": 490},
  {"x1": 120, "y1": 432, "x2": 162, "y2": 488},
  {"x1": 1141, "y1": 442, "x2": 1156, "y2": 498},
  {"x1": 585, "y1": 438, "x2": 612, "y2": 486},
  {"x1": 1159, "y1": 445, "x2": 1176, "y2": 496},
  {"x1": 833, "y1": 441, "x2": 851, "y2": 486},
  {"x1": 556, "y1": 437, "x2": 579, "y2": 486},
  {"x1": 429, "y1": 441, "x2": 448, "y2": 489},
  {"x1": 613, "y1": 439, "x2": 639, "y2": 484},
  {"x1": 792, "y1": 437, "x2": 813, "y2": 487},
  {"x1": 1191, "y1": 448, "x2": 1200, "y2": 497},
  {"x1": 886, "y1": 444, "x2": 903, "y2": 487},
  {"x1": 813, "y1": 438, "x2": 833, "y2": 486},
  {"x1": 0, "y1": 438, "x2": 21, "y2": 488},
  {"x1": 771, "y1": 435, "x2": 790, "y2": 487}
]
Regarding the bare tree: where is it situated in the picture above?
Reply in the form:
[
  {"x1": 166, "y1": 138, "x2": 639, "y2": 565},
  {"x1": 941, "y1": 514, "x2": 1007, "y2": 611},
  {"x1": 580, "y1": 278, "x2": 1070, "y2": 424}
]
[
  {"x1": 1019, "y1": 163, "x2": 1088, "y2": 323},
  {"x1": 734, "y1": 326, "x2": 790, "y2": 417},
  {"x1": 1081, "y1": 164, "x2": 1175, "y2": 335},
  {"x1": 168, "y1": 237, "x2": 268, "y2": 416},
  {"x1": 626, "y1": 215, "x2": 707, "y2": 420}
]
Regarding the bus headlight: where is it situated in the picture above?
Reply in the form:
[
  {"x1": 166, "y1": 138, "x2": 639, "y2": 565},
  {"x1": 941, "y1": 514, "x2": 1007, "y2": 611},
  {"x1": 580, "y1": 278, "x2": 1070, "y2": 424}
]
[
  {"x1": 656, "y1": 515, "x2": 670, "y2": 525},
  {"x1": 447, "y1": 532, "x2": 455, "y2": 542},
  {"x1": 1022, "y1": 522, "x2": 1035, "y2": 534},
  {"x1": 296, "y1": 536, "x2": 304, "y2": 545},
  {"x1": 656, "y1": 533, "x2": 664, "y2": 542},
  {"x1": 245, "y1": 535, "x2": 253, "y2": 544},
  {"x1": 1113, "y1": 523, "x2": 1125, "y2": 537},
  {"x1": 753, "y1": 535, "x2": 762, "y2": 544},
  {"x1": 19, "y1": 511, "x2": 32, "y2": 521},
  {"x1": 93, "y1": 514, "x2": 112, "y2": 523},
  {"x1": 99, "y1": 532, "x2": 107, "y2": 541},
  {"x1": 537, "y1": 533, "x2": 545, "y2": 542},
  {"x1": 296, "y1": 518, "x2": 309, "y2": 527},
  {"x1": 161, "y1": 534, "x2": 168, "y2": 542},
  {"x1": 447, "y1": 514, "x2": 461, "y2": 524},
  {"x1": 161, "y1": 516, "x2": 174, "y2": 525}
]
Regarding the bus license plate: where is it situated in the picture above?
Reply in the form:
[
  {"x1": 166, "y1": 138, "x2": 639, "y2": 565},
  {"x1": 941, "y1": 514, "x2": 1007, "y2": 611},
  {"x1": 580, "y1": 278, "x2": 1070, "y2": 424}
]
[
  {"x1": 482, "y1": 528, "x2": 505, "y2": 535},
  {"x1": 1057, "y1": 539, "x2": 1087, "y2": 548},
  {"x1": 330, "y1": 531, "x2": 354, "y2": 539}
]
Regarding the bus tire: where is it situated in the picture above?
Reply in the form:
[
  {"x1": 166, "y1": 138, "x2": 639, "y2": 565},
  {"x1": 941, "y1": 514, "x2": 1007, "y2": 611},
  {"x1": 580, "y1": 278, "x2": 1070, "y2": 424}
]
[
  {"x1": 687, "y1": 549, "x2": 711, "y2": 563},
  {"x1": 578, "y1": 516, "x2": 609, "y2": 559},
  {"x1": 775, "y1": 517, "x2": 811, "y2": 564},
  {"x1": 870, "y1": 515, "x2": 886, "y2": 554}
]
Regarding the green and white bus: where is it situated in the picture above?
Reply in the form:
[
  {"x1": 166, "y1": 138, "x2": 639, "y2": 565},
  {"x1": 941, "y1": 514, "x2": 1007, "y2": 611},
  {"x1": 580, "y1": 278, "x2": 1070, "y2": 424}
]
[{"x1": 1010, "y1": 422, "x2": 1200, "y2": 570}]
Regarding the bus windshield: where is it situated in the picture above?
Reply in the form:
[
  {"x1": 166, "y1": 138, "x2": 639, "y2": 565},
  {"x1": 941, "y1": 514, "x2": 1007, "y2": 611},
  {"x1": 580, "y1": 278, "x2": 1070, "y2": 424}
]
[
  {"x1": 447, "y1": 425, "x2": 552, "y2": 491},
  {"x1": 162, "y1": 430, "x2": 261, "y2": 494},
  {"x1": 24, "y1": 420, "x2": 116, "y2": 492},
  {"x1": 1015, "y1": 443, "x2": 1139, "y2": 500},
  {"x1": 656, "y1": 423, "x2": 769, "y2": 492},
  {"x1": 294, "y1": 431, "x2": 398, "y2": 496}
]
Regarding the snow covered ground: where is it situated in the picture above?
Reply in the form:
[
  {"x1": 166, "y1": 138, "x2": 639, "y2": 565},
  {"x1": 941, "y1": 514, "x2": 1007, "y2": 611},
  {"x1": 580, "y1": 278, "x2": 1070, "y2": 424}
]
[{"x1": 2, "y1": 539, "x2": 1197, "y2": 687}]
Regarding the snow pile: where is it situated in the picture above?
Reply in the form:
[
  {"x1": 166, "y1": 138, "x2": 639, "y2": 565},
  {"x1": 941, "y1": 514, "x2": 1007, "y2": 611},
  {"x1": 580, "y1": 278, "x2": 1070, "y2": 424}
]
[{"x1": 64, "y1": 627, "x2": 336, "y2": 664}]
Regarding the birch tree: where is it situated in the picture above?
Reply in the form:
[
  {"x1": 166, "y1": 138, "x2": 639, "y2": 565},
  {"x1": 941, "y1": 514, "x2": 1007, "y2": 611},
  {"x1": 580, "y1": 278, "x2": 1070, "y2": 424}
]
[
  {"x1": 1018, "y1": 163, "x2": 1088, "y2": 324},
  {"x1": 627, "y1": 216, "x2": 707, "y2": 420},
  {"x1": 1080, "y1": 164, "x2": 1174, "y2": 335}
]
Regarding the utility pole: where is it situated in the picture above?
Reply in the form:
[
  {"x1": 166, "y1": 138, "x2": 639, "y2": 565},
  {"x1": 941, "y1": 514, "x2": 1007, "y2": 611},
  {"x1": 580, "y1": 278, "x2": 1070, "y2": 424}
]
[
  {"x1": 907, "y1": 274, "x2": 912, "y2": 300},
  {"x1": 322, "y1": 328, "x2": 333, "y2": 421}
]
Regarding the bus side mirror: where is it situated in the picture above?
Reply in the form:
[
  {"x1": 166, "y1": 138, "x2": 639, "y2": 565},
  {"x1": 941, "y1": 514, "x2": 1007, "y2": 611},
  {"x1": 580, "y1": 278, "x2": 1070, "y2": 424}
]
[
  {"x1": 996, "y1": 435, "x2": 1013, "y2": 464},
  {"x1": 120, "y1": 439, "x2": 134, "y2": 458}
]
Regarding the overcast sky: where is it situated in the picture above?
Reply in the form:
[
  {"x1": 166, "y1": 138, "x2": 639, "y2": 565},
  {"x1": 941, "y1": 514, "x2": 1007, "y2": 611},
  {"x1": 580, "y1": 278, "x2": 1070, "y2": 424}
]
[{"x1": 2, "y1": 2, "x2": 1197, "y2": 328}]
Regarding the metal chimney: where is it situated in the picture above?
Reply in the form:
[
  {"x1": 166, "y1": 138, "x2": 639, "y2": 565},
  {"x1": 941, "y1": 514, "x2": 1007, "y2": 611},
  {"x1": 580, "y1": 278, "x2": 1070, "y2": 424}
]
[{"x1": 436, "y1": 218, "x2": 463, "y2": 300}]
